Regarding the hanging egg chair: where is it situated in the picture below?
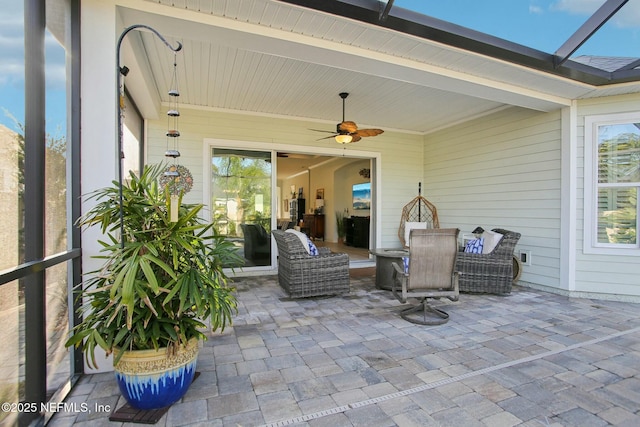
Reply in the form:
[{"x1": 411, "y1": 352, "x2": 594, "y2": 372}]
[{"x1": 398, "y1": 183, "x2": 439, "y2": 247}]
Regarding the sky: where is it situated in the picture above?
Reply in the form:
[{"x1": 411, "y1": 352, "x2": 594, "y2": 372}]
[
  {"x1": 1, "y1": 0, "x2": 640, "y2": 136},
  {"x1": 394, "y1": 0, "x2": 640, "y2": 57},
  {"x1": 0, "y1": 0, "x2": 66, "y2": 136}
]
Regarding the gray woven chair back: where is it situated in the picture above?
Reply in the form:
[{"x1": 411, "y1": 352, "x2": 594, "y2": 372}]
[
  {"x1": 407, "y1": 228, "x2": 459, "y2": 290},
  {"x1": 487, "y1": 228, "x2": 520, "y2": 256},
  {"x1": 272, "y1": 230, "x2": 308, "y2": 259}
]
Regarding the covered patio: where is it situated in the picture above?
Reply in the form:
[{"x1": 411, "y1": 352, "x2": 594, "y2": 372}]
[
  {"x1": 6, "y1": 1, "x2": 640, "y2": 425},
  {"x1": 79, "y1": 0, "x2": 640, "y2": 302},
  {"x1": 52, "y1": 269, "x2": 640, "y2": 426}
]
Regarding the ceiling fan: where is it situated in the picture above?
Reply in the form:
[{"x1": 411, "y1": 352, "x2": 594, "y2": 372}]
[{"x1": 311, "y1": 92, "x2": 384, "y2": 144}]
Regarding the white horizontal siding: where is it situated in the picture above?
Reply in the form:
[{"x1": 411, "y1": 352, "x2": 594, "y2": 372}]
[
  {"x1": 378, "y1": 140, "x2": 424, "y2": 247},
  {"x1": 575, "y1": 93, "x2": 640, "y2": 299},
  {"x1": 424, "y1": 107, "x2": 563, "y2": 289}
]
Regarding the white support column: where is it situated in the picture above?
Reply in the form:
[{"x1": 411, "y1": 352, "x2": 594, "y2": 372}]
[
  {"x1": 80, "y1": 0, "x2": 118, "y2": 373},
  {"x1": 560, "y1": 101, "x2": 577, "y2": 292}
]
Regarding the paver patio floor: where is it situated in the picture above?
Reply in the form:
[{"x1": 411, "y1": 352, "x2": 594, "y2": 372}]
[{"x1": 51, "y1": 268, "x2": 640, "y2": 426}]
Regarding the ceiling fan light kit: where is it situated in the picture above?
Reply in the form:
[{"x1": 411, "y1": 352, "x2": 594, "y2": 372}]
[
  {"x1": 311, "y1": 92, "x2": 384, "y2": 144},
  {"x1": 335, "y1": 134, "x2": 353, "y2": 144}
]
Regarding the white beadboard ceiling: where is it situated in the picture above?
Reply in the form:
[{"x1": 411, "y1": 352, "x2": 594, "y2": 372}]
[{"x1": 118, "y1": 0, "x2": 640, "y2": 134}]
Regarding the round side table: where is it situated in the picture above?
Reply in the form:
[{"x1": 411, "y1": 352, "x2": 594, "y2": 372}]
[{"x1": 369, "y1": 248, "x2": 409, "y2": 290}]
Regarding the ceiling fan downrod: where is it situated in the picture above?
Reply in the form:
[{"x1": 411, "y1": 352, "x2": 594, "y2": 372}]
[{"x1": 339, "y1": 92, "x2": 349, "y2": 123}]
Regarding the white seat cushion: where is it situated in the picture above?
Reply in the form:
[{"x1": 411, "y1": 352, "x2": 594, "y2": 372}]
[
  {"x1": 481, "y1": 230, "x2": 503, "y2": 254},
  {"x1": 285, "y1": 229, "x2": 319, "y2": 255},
  {"x1": 404, "y1": 222, "x2": 427, "y2": 246}
]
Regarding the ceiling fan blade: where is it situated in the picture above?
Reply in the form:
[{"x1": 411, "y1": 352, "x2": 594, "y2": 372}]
[
  {"x1": 354, "y1": 128, "x2": 384, "y2": 137},
  {"x1": 316, "y1": 135, "x2": 338, "y2": 141},
  {"x1": 338, "y1": 121, "x2": 358, "y2": 133},
  {"x1": 350, "y1": 134, "x2": 362, "y2": 143},
  {"x1": 309, "y1": 128, "x2": 338, "y2": 134}
]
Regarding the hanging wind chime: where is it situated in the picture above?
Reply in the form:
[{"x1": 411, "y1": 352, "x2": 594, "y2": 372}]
[
  {"x1": 116, "y1": 25, "x2": 184, "y2": 246},
  {"x1": 159, "y1": 51, "x2": 193, "y2": 222}
]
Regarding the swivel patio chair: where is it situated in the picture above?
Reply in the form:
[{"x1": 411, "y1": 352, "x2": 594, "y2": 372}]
[
  {"x1": 391, "y1": 228, "x2": 460, "y2": 325},
  {"x1": 455, "y1": 228, "x2": 521, "y2": 295},
  {"x1": 272, "y1": 229, "x2": 350, "y2": 298}
]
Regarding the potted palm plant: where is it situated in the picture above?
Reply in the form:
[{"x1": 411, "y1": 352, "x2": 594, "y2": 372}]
[{"x1": 65, "y1": 163, "x2": 242, "y2": 410}]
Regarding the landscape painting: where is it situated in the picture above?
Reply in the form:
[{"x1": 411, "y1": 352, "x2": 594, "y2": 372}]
[{"x1": 352, "y1": 182, "x2": 371, "y2": 210}]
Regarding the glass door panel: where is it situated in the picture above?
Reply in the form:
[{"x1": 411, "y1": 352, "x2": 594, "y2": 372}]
[{"x1": 211, "y1": 149, "x2": 272, "y2": 267}]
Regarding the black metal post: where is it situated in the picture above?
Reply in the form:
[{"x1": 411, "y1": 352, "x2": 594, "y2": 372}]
[
  {"x1": 70, "y1": 0, "x2": 85, "y2": 375},
  {"x1": 553, "y1": 0, "x2": 628, "y2": 68},
  {"x1": 418, "y1": 182, "x2": 421, "y2": 221},
  {"x1": 22, "y1": 0, "x2": 46, "y2": 425}
]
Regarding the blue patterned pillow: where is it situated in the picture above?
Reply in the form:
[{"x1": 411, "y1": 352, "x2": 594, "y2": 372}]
[
  {"x1": 285, "y1": 229, "x2": 319, "y2": 255},
  {"x1": 308, "y1": 239, "x2": 319, "y2": 256},
  {"x1": 402, "y1": 256, "x2": 410, "y2": 273},
  {"x1": 464, "y1": 238, "x2": 484, "y2": 253}
]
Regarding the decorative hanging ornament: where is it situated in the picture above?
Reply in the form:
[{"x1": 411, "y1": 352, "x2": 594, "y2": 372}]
[
  {"x1": 160, "y1": 164, "x2": 193, "y2": 196},
  {"x1": 164, "y1": 53, "x2": 181, "y2": 161},
  {"x1": 163, "y1": 51, "x2": 183, "y2": 222},
  {"x1": 160, "y1": 164, "x2": 192, "y2": 223}
]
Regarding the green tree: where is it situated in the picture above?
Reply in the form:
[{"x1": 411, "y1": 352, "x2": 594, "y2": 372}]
[
  {"x1": 211, "y1": 154, "x2": 272, "y2": 236},
  {"x1": 598, "y1": 130, "x2": 640, "y2": 244}
]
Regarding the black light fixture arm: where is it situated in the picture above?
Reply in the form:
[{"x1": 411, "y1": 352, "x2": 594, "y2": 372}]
[{"x1": 115, "y1": 25, "x2": 182, "y2": 248}]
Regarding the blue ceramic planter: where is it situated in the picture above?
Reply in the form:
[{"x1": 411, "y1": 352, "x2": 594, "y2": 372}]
[{"x1": 114, "y1": 339, "x2": 199, "y2": 410}]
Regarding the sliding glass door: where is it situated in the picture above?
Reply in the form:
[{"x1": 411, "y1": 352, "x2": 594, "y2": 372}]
[{"x1": 210, "y1": 149, "x2": 273, "y2": 268}]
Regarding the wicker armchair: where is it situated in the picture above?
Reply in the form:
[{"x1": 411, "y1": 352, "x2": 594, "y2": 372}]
[
  {"x1": 272, "y1": 230, "x2": 350, "y2": 298},
  {"x1": 455, "y1": 228, "x2": 521, "y2": 295}
]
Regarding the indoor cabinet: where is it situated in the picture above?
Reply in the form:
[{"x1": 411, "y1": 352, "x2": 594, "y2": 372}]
[
  {"x1": 289, "y1": 198, "x2": 305, "y2": 224},
  {"x1": 303, "y1": 214, "x2": 325, "y2": 240},
  {"x1": 345, "y1": 216, "x2": 369, "y2": 248}
]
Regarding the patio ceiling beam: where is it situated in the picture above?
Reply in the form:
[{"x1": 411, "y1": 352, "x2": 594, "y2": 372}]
[{"x1": 553, "y1": 0, "x2": 628, "y2": 69}]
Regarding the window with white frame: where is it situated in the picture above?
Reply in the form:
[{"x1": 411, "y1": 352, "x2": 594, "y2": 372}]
[{"x1": 585, "y1": 113, "x2": 640, "y2": 253}]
